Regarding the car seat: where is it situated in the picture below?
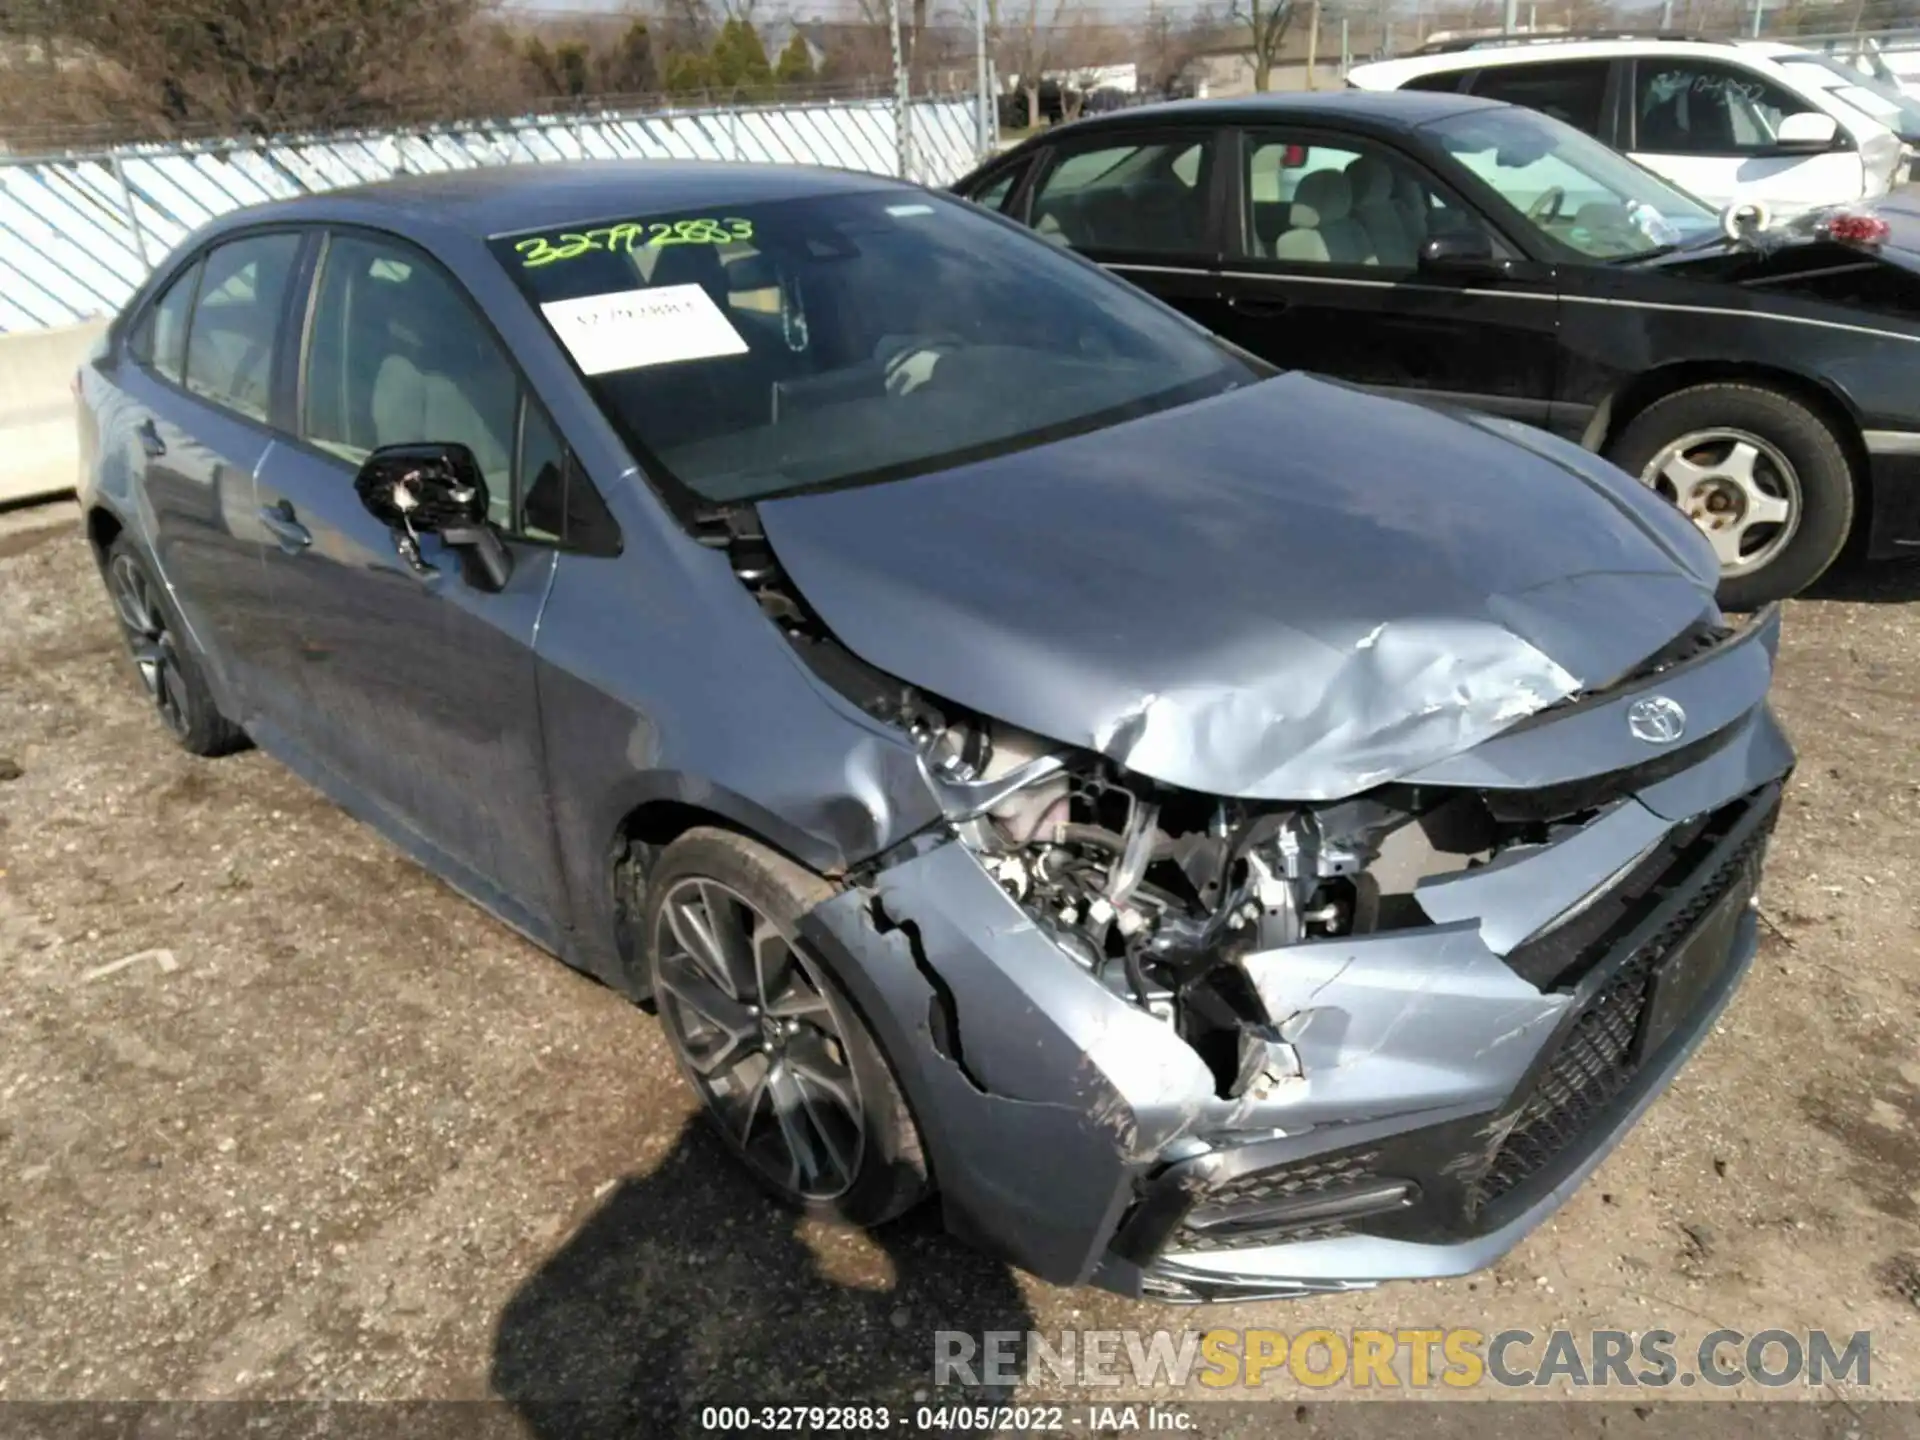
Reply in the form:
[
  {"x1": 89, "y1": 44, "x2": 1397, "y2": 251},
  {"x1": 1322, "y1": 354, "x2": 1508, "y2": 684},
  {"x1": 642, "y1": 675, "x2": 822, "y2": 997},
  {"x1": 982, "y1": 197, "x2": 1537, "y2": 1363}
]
[
  {"x1": 1271, "y1": 169, "x2": 1377, "y2": 265},
  {"x1": 1346, "y1": 155, "x2": 1418, "y2": 268}
]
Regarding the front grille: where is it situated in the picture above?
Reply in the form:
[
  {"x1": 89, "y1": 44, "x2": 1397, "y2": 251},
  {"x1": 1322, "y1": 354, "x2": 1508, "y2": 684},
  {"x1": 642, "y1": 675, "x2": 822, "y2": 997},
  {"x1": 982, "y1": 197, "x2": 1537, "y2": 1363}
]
[
  {"x1": 1469, "y1": 802, "x2": 1777, "y2": 1211},
  {"x1": 1169, "y1": 1149, "x2": 1380, "y2": 1252}
]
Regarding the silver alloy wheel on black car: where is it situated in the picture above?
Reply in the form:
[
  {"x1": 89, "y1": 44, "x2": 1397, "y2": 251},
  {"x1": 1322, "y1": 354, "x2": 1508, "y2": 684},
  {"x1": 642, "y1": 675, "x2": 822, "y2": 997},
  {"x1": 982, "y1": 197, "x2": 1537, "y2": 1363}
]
[
  {"x1": 654, "y1": 875, "x2": 867, "y2": 1201},
  {"x1": 108, "y1": 550, "x2": 190, "y2": 737},
  {"x1": 1639, "y1": 427, "x2": 1801, "y2": 580},
  {"x1": 1606, "y1": 382, "x2": 1855, "y2": 610}
]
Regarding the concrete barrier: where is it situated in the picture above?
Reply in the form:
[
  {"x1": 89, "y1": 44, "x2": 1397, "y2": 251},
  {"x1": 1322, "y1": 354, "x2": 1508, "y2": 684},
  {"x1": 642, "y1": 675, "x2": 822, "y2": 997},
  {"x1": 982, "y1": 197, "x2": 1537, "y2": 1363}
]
[{"x1": 0, "y1": 319, "x2": 105, "y2": 506}]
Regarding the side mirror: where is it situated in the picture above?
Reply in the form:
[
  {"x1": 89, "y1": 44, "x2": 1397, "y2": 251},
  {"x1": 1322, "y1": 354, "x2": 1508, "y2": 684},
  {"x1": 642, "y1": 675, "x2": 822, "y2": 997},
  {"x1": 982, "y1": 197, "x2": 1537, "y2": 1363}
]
[
  {"x1": 1775, "y1": 111, "x2": 1841, "y2": 153},
  {"x1": 1419, "y1": 229, "x2": 1504, "y2": 275},
  {"x1": 353, "y1": 442, "x2": 513, "y2": 592}
]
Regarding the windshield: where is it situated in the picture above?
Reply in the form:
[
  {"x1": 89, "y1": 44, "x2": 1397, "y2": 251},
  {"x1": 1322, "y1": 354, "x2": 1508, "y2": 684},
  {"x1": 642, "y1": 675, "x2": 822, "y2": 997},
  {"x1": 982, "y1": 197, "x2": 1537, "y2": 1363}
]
[
  {"x1": 1776, "y1": 52, "x2": 1920, "y2": 136},
  {"x1": 1422, "y1": 105, "x2": 1720, "y2": 259},
  {"x1": 492, "y1": 189, "x2": 1258, "y2": 505}
]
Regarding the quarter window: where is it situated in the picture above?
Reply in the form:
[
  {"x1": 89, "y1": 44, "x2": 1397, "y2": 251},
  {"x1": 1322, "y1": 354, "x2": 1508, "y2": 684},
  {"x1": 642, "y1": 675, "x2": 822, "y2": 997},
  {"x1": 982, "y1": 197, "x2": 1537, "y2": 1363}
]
[
  {"x1": 1028, "y1": 138, "x2": 1213, "y2": 254},
  {"x1": 1634, "y1": 61, "x2": 1821, "y2": 155},
  {"x1": 1469, "y1": 60, "x2": 1612, "y2": 136},
  {"x1": 967, "y1": 166, "x2": 1023, "y2": 214},
  {"x1": 184, "y1": 233, "x2": 300, "y2": 422}
]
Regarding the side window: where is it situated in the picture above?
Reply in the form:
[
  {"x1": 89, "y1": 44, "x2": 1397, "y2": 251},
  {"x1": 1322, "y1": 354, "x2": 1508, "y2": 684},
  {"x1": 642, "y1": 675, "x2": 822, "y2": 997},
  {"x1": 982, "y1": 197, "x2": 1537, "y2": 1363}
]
[
  {"x1": 1470, "y1": 60, "x2": 1612, "y2": 135},
  {"x1": 1403, "y1": 70, "x2": 1469, "y2": 94},
  {"x1": 965, "y1": 165, "x2": 1024, "y2": 215},
  {"x1": 1244, "y1": 135, "x2": 1485, "y2": 270},
  {"x1": 184, "y1": 233, "x2": 300, "y2": 422},
  {"x1": 1634, "y1": 61, "x2": 1820, "y2": 155},
  {"x1": 517, "y1": 394, "x2": 620, "y2": 553},
  {"x1": 1028, "y1": 137, "x2": 1213, "y2": 255},
  {"x1": 301, "y1": 232, "x2": 518, "y2": 528},
  {"x1": 131, "y1": 261, "x2": 201, "y2": 384}
]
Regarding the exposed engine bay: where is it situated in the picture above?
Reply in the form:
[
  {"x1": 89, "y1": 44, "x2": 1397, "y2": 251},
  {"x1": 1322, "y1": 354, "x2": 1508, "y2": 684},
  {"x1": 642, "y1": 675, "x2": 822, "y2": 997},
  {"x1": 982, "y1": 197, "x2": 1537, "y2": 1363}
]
[{"x1": 912, "y1": 713, "x2": 1561, "y2": 1100}]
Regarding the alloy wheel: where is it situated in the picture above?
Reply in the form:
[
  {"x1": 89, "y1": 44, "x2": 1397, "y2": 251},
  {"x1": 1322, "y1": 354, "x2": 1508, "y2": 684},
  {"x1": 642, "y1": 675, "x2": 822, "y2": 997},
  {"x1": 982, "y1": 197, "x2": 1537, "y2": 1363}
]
[
  {"x1": 1639, "y1": 428, "x2": 1801, "y2": 579},
  {"x1": 653, "y1": 877, "x2": 866, "y2": 1201},
  {"x1": 108, "y1": 554, "x2": 189, "y2": 737}
]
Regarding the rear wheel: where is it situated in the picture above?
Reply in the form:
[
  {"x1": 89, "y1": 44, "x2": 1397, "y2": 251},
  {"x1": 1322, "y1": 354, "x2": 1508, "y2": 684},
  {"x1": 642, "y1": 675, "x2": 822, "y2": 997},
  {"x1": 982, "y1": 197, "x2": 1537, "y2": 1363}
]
[
  {"x1": 1607, "y1": 382, "x2": 1854, "y2": 609},
  {"x1": 103, "y1": 538, "x2": 247, "y2": 756},
  {"x1": 645, "y1": 828, "x2": 929, "y2": 1227}
]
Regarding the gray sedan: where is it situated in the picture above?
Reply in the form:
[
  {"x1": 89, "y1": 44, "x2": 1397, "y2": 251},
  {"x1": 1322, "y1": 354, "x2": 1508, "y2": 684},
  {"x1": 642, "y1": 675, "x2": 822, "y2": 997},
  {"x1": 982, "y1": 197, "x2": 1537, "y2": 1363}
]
[{"x1": 75, "y1": 160, "x2": 1792, "y2": 1302}]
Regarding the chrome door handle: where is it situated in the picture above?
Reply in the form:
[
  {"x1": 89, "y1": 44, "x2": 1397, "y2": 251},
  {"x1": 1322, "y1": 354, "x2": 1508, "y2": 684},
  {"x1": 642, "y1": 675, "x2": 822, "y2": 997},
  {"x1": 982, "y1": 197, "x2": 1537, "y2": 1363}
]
[{"x1": 259, "y1": 500, "x2": 311, "y2": 553}]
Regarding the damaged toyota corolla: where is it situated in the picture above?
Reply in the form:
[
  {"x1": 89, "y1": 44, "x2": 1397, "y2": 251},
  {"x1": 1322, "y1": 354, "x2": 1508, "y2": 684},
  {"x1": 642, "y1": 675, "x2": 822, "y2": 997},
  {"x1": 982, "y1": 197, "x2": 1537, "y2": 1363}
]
[{"x1": 78, "y1": 162, "x2": 1794, "y2": 1303}]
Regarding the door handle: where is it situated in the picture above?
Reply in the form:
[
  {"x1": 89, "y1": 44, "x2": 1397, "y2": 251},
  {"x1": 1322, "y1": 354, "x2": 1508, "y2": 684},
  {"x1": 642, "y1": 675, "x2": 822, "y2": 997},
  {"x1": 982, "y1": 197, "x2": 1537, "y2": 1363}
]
[
  {"x1": 258, "y1": 499, "x2": 312, "y2": 553},
  {"x1": 135, "y1": 417, "x2": 166, "y2": 458},
  {"x1": 1228, "y1": 294, "x2": 1291, "y2": 317}
]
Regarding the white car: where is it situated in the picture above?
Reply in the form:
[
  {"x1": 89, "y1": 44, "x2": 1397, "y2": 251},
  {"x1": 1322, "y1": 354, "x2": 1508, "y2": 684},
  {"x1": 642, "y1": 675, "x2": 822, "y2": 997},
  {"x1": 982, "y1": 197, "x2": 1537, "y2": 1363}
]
[{"x1": 1349, "y1": 36, "x2": 1909, "y2": 217}]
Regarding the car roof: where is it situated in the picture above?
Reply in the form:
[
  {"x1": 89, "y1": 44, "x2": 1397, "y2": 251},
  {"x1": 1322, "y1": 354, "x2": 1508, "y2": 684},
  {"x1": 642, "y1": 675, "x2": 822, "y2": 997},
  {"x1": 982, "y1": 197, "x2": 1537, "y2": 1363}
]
[
  {"x1": 1350, "y1": 35, "x2": 1799, "y2": 87},
  {"x1": 1033, "y1": 87, "x2": 1505, "y2": 138},
  {"x1": 234, "y1": 159, "x2": 906, "y2": 238}
]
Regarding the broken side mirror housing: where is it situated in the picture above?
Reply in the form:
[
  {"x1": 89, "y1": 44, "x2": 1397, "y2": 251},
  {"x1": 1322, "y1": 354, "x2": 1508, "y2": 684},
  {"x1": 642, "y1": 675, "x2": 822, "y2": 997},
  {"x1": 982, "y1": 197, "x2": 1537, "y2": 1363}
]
[
  {"x1": 353, "y1": 442, "x2": 513, "y2": 592},
  {"x1": 1419, "y1": 229, "x2": 1505, "y2": 276},
  {"x1": 1775, "y1": 111, "x2": 1841, "y2": 153}
]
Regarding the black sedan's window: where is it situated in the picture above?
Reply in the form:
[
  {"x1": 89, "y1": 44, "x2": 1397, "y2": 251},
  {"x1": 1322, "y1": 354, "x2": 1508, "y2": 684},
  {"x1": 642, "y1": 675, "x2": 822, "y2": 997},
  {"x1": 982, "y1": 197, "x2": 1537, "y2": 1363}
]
[{"x1": 491, "y1": 188, "x2": 1257, "y2": 505}]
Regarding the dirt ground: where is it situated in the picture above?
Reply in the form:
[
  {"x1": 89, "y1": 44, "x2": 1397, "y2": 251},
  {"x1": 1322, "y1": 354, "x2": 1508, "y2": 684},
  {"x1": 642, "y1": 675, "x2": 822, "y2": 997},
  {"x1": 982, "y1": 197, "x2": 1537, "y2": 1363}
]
[{"x1": 1, "y1": 498, "x2": 1917, "y2": 1428}]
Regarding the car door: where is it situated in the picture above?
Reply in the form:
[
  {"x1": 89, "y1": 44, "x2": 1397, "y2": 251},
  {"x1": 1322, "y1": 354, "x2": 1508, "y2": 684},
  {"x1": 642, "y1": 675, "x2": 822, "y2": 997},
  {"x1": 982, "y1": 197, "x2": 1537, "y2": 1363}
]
[
  {"x1": 1623, "y1": 55, "x2": 1867, "y2": 211},
  {"x1": 117, "y1": 231, "x2": 304, "y2": 718},
  {"x1": 251, "y1": 227, "x2": 573, "y2": 933},
  {"x1": 1009, "y1": 127, "x2": 1231, "y2": 335},
  {"x1": 1211, "y1": 125, "x2": 1562, "y2": 428}
]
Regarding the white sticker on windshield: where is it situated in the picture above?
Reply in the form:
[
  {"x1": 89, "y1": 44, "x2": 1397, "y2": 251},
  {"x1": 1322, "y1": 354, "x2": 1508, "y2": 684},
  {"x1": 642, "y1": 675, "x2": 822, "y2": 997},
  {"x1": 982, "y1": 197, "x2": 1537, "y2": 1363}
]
[{"x1": 540, "y1": 284, "x2": 748, "y2": 376}]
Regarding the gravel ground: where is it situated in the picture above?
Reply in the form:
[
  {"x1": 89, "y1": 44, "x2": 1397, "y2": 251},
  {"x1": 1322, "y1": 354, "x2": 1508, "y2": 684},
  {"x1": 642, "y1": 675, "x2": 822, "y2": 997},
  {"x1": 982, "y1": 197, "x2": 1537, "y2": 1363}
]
[{"x1": 1, "y1": 500, "x2": 1917, "y2": 1427}]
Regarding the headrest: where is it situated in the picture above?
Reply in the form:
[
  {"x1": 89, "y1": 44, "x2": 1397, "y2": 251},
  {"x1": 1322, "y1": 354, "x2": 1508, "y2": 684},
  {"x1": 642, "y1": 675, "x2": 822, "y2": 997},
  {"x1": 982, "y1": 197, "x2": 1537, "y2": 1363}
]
[
  {"x1": 1345, "y1": 155, "x2": 1394, "y2": 206},
  {"x1": 1291, "y1": 169, "x2": 1352, "y2": 228}
]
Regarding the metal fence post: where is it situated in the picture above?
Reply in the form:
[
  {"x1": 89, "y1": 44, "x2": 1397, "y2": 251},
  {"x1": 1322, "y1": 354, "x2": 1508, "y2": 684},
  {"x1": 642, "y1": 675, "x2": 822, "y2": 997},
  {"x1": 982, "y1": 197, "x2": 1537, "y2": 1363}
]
[
  {"x1": 109, "y1": 152, "x2": 150, "y2": 268},
  {"x1": 889, "y1": 0, "x2": 911, "y2": 180},
  {"x1": 974, "y1": 0, "x2": 991, "y2": 158}
]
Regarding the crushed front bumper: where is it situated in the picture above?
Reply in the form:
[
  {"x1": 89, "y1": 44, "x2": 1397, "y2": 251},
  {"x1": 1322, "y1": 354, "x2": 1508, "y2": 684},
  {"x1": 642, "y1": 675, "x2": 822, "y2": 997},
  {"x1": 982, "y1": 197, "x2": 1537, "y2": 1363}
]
[{"x1": 799, "y1": 659, "x2": 1792, "y2": 1299}]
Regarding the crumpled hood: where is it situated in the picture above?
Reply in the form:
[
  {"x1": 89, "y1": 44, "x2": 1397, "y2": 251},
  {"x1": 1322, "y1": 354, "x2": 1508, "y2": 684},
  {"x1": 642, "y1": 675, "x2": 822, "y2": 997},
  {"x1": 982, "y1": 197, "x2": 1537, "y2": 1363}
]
[{"x1": 758, "y1": 373, "x2": 1720, "y2": 801}]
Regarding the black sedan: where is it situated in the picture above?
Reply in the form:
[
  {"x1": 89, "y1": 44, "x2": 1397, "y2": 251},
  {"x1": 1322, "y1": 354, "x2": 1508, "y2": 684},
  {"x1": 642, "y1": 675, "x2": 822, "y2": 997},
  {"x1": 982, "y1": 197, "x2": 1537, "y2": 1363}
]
[{"x1": 957, "y1": 90, "x2": 1920, "y2": 607}]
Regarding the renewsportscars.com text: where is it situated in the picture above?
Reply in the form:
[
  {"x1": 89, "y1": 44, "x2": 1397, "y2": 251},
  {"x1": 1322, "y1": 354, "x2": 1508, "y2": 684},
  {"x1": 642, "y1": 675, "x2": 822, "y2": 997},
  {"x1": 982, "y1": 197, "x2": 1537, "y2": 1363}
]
[{"x1": 933, "y1": 1328, "x2": 1873, "y2": 1390}]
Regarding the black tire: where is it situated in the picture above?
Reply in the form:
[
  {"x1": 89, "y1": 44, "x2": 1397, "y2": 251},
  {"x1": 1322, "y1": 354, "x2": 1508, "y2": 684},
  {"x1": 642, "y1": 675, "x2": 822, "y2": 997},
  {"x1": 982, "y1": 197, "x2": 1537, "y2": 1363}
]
[
  {"x1": 644, "y1": 827, "x2": 930, "y2": 1228},
  {"x1": 102, "y1": 537, "x2": 248, "y2": 757},
  {"x1": 1606, "y1": 383, "x2": 1855, "y2": 610}
]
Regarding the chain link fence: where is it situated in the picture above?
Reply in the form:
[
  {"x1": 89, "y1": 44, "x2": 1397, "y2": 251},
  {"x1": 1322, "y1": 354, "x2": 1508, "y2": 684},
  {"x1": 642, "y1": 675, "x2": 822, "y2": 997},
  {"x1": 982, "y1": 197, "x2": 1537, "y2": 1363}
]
[{"x1": 0, "y1": 92, "x2": 982, "y2": 333}]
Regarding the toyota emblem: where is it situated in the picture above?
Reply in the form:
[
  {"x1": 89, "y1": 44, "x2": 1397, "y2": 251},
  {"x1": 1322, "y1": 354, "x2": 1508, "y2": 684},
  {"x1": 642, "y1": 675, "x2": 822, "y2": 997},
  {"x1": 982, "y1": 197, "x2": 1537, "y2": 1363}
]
[{"x1": 1627, "y1": 695, "x2": 1687, "y2": 745}]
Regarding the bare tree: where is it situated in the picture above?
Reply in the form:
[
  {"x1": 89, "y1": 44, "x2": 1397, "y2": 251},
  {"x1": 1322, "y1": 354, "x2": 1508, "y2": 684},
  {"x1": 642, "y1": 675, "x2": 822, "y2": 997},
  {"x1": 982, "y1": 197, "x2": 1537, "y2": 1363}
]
[
  {"x1": 1140, "y1": 0, "x2": 1220, "y2": 92},
  {"x1": 998, "y1": 0, "x2": 1069, "y2": 125},
  {"x1": 7, "y1": 0, "x2": 485, "y2": 137},
  {"x1": 1228, "y1": 0, "x2": 1295, "y2": 91}
]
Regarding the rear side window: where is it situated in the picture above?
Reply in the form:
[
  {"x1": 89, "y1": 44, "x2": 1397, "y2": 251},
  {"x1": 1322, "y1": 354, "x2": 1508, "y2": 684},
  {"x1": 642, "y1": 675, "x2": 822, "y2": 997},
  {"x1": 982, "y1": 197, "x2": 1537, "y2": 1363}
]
[
  {"x1": 1028, "y1": 138, "x2": 1214, "y2": 254},
  {"x1": 1403, "y1": 70, "x2": 1469, "y2": 94},
  {"x1": 965, "y1": 165, "x2": 1025, "y2": 214},
  {"x1": 131, "y1": 261, "x2": 200, "y2": 384},
  {"x1": 1470, "y1": 60, "x2": 1612, "y2": 135},
  {"x1": 184, "y1": 233, "x2": 301, "y2": 421}
]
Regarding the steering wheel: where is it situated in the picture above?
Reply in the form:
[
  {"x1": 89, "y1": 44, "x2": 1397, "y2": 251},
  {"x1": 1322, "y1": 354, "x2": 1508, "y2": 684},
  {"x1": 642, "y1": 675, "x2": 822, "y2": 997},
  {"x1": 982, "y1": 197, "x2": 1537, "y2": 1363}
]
[
  {"x1": 1528, "y1": 186, "x2": 1567, "y2": 225},
  {"x1": 881, "y1": 331, "x2": 967, "y2": 396}
]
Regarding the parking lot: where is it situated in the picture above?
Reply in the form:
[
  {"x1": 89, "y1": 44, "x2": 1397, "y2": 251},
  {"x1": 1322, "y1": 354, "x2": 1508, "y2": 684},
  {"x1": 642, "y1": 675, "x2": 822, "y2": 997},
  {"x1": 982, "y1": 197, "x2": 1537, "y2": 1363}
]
[{"x1": 1, "y1": 498, "x2": 1917, "y2": 1420}]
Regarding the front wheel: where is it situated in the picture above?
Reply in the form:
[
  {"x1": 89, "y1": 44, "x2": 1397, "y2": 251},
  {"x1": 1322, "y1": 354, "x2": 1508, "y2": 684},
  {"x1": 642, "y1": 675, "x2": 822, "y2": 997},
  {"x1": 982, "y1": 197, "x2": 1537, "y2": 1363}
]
[
  {"x1": 644, "y1": 828, "x2": 930, "y2": 1228},
  {"x1": 1606, "y1": 382, "x2": 1854, "y2": 609}
]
